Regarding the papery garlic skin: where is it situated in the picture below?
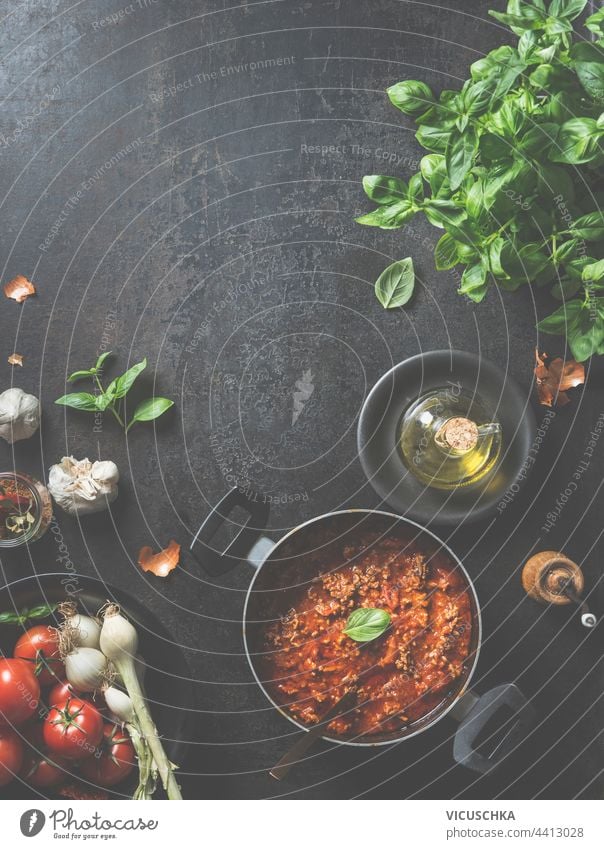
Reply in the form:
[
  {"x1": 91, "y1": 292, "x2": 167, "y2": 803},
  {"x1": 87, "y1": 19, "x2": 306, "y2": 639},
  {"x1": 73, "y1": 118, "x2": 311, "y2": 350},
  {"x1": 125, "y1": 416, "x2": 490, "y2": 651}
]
[
  {"x1": 0, "y1": 388, "x2": 40, "y2": 443},
  {"x1": 48, "y1": 456, "x2": 119, "y2": 516}
]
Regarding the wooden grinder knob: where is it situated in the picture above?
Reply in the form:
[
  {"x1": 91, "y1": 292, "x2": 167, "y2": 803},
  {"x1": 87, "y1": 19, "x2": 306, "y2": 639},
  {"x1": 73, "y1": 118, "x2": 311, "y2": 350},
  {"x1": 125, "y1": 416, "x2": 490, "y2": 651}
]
[{"x1": 522, "y1": 551, "x2": 584, "y2": 605}]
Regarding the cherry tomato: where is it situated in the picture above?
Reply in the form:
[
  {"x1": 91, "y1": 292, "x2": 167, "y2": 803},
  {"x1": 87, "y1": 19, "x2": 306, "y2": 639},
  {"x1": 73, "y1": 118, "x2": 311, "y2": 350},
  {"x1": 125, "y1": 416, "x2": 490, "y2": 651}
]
[
  {"x1": 19, "y1": 722, "x2": 68, "y2": 789},
  {"x1": 14, "y1": 625, "x2": 65, "y2": 687},
  {"x1": 0, "y1": 658, "x2": 40, "y2": 727},
  {"x1": 0, "y1": 727, "x2": 24, "y2": 786},
  {"x1": 47, "y1": 679, "x2": 79, "y2": 707},
  {"x1": 47, "y1": 678, "x2": 107, "y2": 709},
  {"x1": 43, "y1": 697, "x2": 103, "y2": 761},
  {"x1": 79, "y1": 723, "x2": 136, "y2": 788}
]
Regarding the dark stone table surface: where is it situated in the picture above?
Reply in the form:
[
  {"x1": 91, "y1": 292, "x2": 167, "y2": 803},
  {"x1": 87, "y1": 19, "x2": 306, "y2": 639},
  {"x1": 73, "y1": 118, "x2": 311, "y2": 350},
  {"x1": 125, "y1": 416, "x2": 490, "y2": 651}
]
[{"x1": 0, "y1": 0, "x2": 601, "y2": 799}]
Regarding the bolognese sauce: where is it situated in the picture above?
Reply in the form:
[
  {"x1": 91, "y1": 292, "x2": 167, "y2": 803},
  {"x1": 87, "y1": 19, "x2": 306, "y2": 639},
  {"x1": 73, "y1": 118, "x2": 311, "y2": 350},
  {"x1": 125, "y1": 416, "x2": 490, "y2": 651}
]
[{"x1": 260, "y1": 531, "x2": 474, "y2": 740}]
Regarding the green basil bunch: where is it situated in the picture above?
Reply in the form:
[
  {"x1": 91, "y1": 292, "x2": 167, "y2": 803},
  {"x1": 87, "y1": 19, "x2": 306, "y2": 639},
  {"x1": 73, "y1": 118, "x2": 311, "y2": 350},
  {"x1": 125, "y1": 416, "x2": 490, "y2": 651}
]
[{"x1": 357, "y1": 0, "x2": 604, "y2": 361}]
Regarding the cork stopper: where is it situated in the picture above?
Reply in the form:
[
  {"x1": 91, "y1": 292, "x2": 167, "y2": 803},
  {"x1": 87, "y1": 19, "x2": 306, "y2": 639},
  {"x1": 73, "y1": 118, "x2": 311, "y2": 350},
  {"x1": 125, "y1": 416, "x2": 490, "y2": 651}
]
[{"x1": 440, "y1": 417, "x2": 479, "y2": 452}]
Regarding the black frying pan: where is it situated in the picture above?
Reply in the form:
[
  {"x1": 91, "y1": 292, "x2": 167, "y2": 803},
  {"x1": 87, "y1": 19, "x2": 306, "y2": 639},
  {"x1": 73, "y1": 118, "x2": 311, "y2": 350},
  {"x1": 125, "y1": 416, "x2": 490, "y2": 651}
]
[{"x1": 191, "y1": 488, "x2": 535, "y2": 773}]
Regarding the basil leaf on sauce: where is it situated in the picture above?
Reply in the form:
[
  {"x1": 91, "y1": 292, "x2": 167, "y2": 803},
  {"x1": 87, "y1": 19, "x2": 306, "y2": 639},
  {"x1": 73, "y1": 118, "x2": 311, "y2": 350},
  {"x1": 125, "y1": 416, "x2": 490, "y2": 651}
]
[{"x1": 343, "y1": 608, "x2": 391, "y2": 642}]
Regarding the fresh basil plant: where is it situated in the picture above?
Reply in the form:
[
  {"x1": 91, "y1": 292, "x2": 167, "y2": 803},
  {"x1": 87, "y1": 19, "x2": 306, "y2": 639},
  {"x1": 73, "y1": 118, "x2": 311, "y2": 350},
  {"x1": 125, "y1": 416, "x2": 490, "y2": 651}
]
[{"x1": 358, "y1": 0, "x2": 604, "y2": 362}]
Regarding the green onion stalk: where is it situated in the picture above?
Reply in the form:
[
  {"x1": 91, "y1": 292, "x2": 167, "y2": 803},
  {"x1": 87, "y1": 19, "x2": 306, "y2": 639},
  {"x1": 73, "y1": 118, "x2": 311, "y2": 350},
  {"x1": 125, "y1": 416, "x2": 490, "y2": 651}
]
[{"x1": 100, "y1": 605, "x2": 182, "y2": 800}]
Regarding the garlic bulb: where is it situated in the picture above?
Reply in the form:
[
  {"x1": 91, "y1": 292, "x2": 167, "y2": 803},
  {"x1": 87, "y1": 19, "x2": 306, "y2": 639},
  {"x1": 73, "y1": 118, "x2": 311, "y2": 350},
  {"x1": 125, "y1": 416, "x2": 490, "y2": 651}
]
[
  {"x1": 0, "y1": 388, "x2": 40, "y2": 444},
  {"x1": 48, "y1": 456, "x2": 119, "y2": 516}
]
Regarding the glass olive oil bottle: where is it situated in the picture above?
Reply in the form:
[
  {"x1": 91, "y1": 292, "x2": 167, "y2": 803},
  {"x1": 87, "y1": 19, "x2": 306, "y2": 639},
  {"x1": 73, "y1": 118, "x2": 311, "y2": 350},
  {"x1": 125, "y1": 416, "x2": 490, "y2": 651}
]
[{"x1": 398, "y1": 387, "x2": 502, "y2": 490}]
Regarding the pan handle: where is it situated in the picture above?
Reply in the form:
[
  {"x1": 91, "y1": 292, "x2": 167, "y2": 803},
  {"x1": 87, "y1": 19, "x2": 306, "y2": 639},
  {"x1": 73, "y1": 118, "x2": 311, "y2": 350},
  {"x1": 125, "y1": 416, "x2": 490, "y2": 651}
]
[
  {"x1": 189, "y1": 487, "x2": 271, "y2": 576},
  {"x1": 452, "y1": 683, "x2": 536, "y2": 774}
]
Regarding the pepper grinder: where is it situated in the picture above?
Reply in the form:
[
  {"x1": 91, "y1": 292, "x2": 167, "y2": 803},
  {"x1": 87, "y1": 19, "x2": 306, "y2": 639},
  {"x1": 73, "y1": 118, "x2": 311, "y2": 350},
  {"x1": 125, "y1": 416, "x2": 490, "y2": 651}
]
[{"x1": 522, "y1": 551, "x2": 597, "y2": 629}]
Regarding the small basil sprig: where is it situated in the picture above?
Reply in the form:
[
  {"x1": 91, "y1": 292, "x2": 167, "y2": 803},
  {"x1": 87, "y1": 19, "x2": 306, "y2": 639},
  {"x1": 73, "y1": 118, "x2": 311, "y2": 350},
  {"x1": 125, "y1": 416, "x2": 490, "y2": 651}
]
[
  {"x1": 374, "y1": 257, "x2": 415, "y2": 309},
  {"x1": 343, "y1": 608, "x2": 391, "y2": 642},
  {"x1": 0, "y1": 604, "x2": 56, "y2": 626},
  {"x1": 55, "y1": 352, "x2": 174, "y2": 433}
]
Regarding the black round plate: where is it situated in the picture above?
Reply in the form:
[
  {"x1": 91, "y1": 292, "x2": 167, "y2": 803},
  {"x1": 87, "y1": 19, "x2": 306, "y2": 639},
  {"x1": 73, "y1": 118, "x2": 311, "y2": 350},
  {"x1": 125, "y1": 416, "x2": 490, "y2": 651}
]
[
  {"x1": 0, "y1": 573, "x2": 193, "y2": 800},
  {"x1": 357, "y1": 350, "x2": 536, "y2": 525}
]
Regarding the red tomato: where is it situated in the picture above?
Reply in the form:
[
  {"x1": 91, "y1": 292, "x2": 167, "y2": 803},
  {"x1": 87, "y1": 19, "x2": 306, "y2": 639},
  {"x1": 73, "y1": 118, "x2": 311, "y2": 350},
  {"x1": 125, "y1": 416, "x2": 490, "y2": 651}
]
[
  {"x1": 14, "y1": 625, "x2": 65, "y2": 687},
  {"x1": 20, "y1": 749, "x2": 68, "y2": 788},
  {"x1": 19, "y1": 721, "x2": 69, "y2": 789},
  {"x1": 0, "y1": 728, "x2": 24, "y2": 786},
  {"x1": 0, "y1": 658, "x2": 40, "y2": 727},
  {"x1": 47, "y1": 679, "x2": 79, "y2": 707},
  {"x1": 43, "y1": 697, "x2": 103, "y2": 761},
  {"x1": 47, "y1": 680, "x2": 106, "y2": 712},
  {"x1": 79, "y1": 723, "x2": 136, "y2": 788}
]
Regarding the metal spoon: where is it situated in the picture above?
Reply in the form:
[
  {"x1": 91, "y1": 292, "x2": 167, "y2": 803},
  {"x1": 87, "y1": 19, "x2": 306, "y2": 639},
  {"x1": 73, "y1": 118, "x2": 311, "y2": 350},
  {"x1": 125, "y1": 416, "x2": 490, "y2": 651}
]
[{"x1": 269, "y1": 690, "x2": 358, "y2": 781}]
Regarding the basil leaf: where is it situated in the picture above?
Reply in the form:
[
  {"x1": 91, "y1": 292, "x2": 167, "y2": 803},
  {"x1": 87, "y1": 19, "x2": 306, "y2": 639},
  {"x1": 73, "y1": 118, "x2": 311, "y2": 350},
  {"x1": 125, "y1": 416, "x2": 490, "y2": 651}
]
[
  {"x1": 434, "y1": 232, "x2": 459, "y2": 271},
  {"x1": 571, "y1": 42, "x2": 604, "y2": 104},
  {"x1": 0, "y1": 612, "x2": 19, "y2": 624},
  {"x1": 550, "y1": 118, "x2": 603, "y2": 165},
  {"x1": 26, "y1": 604, "x2": 57, "y2": 619},
  {"x1": 128, "y1": 397, "x2": 174, "y2": 430},
  {"x1": 489, "y1": 11, "x2": 543, "y2": 31},
  {"x1": 582, "y1": 259, "x2": 604, "y2": 283},
  {"x1": 362, "y1": 175, "x2": 408, "y2": 205},
  {"x1": 113, "y1": 358, "x2": 147, "y2": 399},
  {"x1": 570, "y1": 211, "x2": 604, "y2": 241},
  {"x1": 568, "y1": 309, "x2": 604, "y2": 362},
  {"x1": 551, "y1": 275, "x2": 583, "y2": 301},
  {"x1": 537, "y1": 163, "x2": 575, "y2": 204},
  {"x1": 550, "y1": 0, "x2": 587, "y2": 19},
  {"x1": 95, "y1": 351, "x2": 112, "y2": 371},
  {"x1": 54, "y1": 392, "x2": 98, "y2": 411},
  {"x1": 356, "y1": 200, "x2": 415, "y2": 229},
  {"x1": 463, "y1": 79, "x2": 495, "y2": 118},
  {"x1": 479, "y1": 132, "x2": 510, "y2": 161},
  {"x1": 537, "y1": 301, "x2": 583, "y2": 334},
  {"x1": 374, "y1": 258, "x2": 415, "y2": 308},
  {"x1": 459, "y1": 259, "x2": 488, "y2": 302},
  {"x1": 343, "y1": 608, "x2": 391, "y2": 642},
  {"x1": 387, "y1": 80, "x2": 434, "y2": 116},
  {"x1": 408, "y1": 172, "x2": 424, "y2": 203},
  {"x1": 416, "y1": 125, "x2": 451, "y2": 154},
  {"x1": 553, "y1": 239, "x2": 578, "y2": 264},
  {"x1": 489, "y1": 237, "x2": 509, "y2": 279},
  {"x1": 0, "y1": 604, "x2": 56, "y2": 626},
  {"x1": 67, "y1": 370, "x2": 95, "y2": 383},
  {"x1": 424, "y1": 202, "x2": 474, "y2": 243},
  {"x1": 471, "y1": 45, "x2": 519, "y2": 82},
  {"x1": 95, "y1": 392, "x2": 114, "y2": 412},
  {"x1": 518, "y1": 123, "x2": 559, "y2": 157},
  {"x1": 518, "y1": 30, "x2": 538, "y2": 61},
  {"x1": 446, "y1": 127, "x2": 478, "y2": 191},
  {"x1": 586, "y1": 8, "x2": 604, "y2": 39},
  {"x1": 466, "y1": 180, "x2": 486, "y2": 222}
]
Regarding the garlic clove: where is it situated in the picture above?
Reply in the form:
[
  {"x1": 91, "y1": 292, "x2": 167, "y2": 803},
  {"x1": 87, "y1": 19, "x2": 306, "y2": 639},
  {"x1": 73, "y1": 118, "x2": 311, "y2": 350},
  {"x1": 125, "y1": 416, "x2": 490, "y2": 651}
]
[{"x1": 0, "y1": 387, "x2": 40, "y2": 444}]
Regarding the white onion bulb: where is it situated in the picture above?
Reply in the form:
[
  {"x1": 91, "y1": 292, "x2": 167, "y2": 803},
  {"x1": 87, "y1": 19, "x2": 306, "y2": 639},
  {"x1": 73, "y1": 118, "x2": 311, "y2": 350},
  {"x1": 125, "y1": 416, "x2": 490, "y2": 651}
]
[{"x1": 64, "y1": 647, "x2": 107, "y2": 692}]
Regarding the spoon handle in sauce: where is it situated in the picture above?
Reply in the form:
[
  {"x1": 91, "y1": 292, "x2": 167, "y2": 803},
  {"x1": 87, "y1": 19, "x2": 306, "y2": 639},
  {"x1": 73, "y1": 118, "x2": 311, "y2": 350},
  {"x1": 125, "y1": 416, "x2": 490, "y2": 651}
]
[{"x1": 269, "y1": 690, "x2": 358, "y2": 781}]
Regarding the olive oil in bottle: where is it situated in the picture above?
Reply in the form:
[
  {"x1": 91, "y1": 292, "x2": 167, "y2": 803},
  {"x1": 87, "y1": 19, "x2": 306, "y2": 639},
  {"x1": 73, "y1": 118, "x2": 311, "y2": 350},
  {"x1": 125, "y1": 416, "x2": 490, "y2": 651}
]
[{"x1": 398, "y1": 387, "x2": 502, "y2": 490}]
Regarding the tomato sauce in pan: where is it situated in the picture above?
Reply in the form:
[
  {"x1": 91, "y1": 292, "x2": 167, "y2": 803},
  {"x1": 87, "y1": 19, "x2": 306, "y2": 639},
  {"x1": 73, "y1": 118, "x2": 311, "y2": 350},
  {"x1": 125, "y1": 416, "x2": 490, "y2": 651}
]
[{"x1": 260, "y1": 531, "x2": 474, "y2": 740}]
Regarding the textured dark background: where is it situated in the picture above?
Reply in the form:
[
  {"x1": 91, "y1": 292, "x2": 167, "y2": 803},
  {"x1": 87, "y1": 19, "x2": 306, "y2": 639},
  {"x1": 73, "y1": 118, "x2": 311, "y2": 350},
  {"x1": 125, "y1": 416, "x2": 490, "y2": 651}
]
[{"x1": 0, "y1": 0, "x2": 602, "y2": 800}]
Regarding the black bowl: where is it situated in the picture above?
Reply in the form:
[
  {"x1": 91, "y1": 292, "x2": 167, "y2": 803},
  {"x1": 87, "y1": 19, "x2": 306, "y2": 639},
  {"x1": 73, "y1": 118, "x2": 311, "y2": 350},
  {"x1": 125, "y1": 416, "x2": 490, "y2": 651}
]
[
  {"x1": 0, "y1": 573, "x2": 193, "y2": 800},
  {"x1": 357, "y1": 350, "x2": 536, "y2": 525}
]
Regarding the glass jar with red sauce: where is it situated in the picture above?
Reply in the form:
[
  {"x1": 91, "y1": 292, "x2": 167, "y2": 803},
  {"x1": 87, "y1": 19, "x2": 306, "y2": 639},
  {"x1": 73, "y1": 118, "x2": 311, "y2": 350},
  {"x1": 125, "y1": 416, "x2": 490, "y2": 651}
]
[{"x1": 0, "y1": 472, "x2": 52, "y2": 548}]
